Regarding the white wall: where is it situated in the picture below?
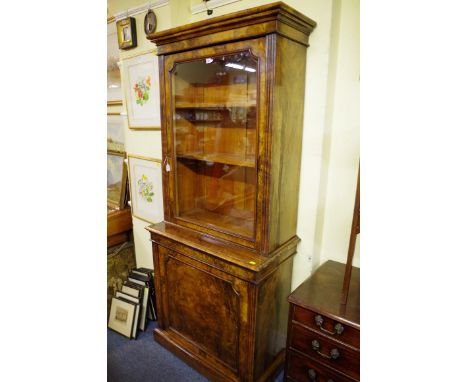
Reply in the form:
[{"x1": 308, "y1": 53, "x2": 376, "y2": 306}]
[{"x1": 108, "y1": 0, "x2": 360, "y2": 289}]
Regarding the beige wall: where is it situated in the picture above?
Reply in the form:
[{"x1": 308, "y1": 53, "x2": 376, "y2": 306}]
[
  {"x1": 312, "y1": 0, "x2": 360, "y2": 269},
  {"x1": 108, "y1": 0, "x2": 360, "y2": 289}
]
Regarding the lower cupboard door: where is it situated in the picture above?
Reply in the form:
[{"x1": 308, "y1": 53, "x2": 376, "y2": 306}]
[{"x1": 160, "y1": 247, "x2": 246, "y2": 375}]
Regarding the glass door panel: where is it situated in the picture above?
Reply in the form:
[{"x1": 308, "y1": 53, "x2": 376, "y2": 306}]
[{"x1": 172, "y1": 51, "x2": 258, "y2": 238}]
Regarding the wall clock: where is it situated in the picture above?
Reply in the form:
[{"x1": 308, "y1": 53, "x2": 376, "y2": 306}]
[{"x1": 144, "y1": 9, "x2": 157, "y2": 35}]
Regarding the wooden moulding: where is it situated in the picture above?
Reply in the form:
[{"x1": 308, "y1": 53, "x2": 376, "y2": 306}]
[
  {"x1": 147, "y1": 2, "x2": 317, "y2": 55},
  {"x1": 146, "y1": 221, "x2": 299, "y2": 283}
]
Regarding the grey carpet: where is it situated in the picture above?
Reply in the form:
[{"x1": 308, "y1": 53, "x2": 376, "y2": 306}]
[{"x1": 108, "y1": 321, "x2": 284, "y2": 382}]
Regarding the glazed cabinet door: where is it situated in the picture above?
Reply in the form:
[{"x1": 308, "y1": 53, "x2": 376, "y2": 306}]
[
  {"x1": 160, "y1": 38, "x2": 268, "y2": 249},
  {"x1": 156, "y1": 245, "x2": 253, "y2": 381}
]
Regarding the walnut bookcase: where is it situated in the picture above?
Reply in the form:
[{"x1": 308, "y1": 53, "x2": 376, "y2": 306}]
[{"x1": 145, "y1": 3, "x2": 316, "y2": 381}]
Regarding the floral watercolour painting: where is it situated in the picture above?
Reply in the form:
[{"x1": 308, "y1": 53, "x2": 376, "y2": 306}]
[
  {"x1": 127, "y1": 155, "x2": 163, "y2": 224},
  {"x1": 107, "y1": 151, "x2": 127, "y2": 210},
  {"x1": 123, "y1": 53, "x2": 161, "y2": 129}
]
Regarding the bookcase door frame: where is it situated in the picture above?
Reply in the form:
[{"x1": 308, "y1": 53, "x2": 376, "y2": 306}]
[{"x1": 160, "y1": 37, "x2": 269, "y2": 249}]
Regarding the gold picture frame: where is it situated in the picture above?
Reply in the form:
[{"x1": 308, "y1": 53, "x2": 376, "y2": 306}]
[
  {"x1": 107, "y1": 115, "x2": 126, "y2": 153},
  {"x1": 107, "y1": 150, "x2": 128, "y2": 210},
  {"x1": 107, "y1": 100, "x2": 123, "y2": 107},
  {"x1": 117, "y1": 17, "x2": 137, "y2": 50}
]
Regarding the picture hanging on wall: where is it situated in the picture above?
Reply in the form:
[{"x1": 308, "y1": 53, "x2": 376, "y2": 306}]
[
  {"x1": 127, "y1": 155, "x2": 163, "y2": 224},
  {"x1": 116, "y1": 17, "x2": 137, "y2": 50},
  {"x1": 122, "y1": 53, "x2": 161, "y2": 130},
  {"x1": 107, "y1": 21, "x2": 123, "y2": 101},
  {"x1": 107, "y1": 114, "x2": 126, "y2": 153},
  {"x1": 107, "y1": 151, "x2": 128, "y2": 210}
]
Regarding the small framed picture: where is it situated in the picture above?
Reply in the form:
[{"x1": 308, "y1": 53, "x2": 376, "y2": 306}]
[
  {"x1": 107, "y1": 151, "x2": 128, "y2": 210},
  {"x1": 108, "y1": 296, "x2": 137, "y2": 339},
  {"x1": 115, "y1": 291, "x2": 141, "y2": 339},
  {"x1": 116, "y1": 17, "x2": 137, "y2": 50},
  {"x1": 122, "y1": 53, "x2": 161, "y2": 130},
  {"x1": 127, "y1": 155, "x2": 163, "y2": 224},
  {"x1": 107, "y1": 21, "x2": 123, "y2": 101},
  {"x1": 107, "y1": 115, "x2": 125, "y2": 153}
]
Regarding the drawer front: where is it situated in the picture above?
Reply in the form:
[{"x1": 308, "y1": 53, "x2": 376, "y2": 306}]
[
  {"x1": 286, "y1": 349, "x2": 357, "y2": 382},
  {"x1": 290, "y1": 324, "x2": 359, "y2": 380},
  {"x1": 293, "y1": 306, "x2": 359, "y2": 349}
]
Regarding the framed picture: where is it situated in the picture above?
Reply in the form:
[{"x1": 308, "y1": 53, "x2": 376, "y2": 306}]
[
  {"x1": 107, "y1": 151, "x2": 128, "y2": 210},
  {"x1": 107, "y1": 115, "x2": 125, "y2": 153},
  {"x1": 124, "y1": 280, "x2": 148, "y2": 331},
  {"x1": 108, "y1": 296, "x2": 137, "y2": 339},
  {"x1": 122, "y1": 284, "x2": 143, "y2": 299},
  {"x1": 115, "y1": 291, "x2": 141, "y2": 339},
  {"x1": 116, "y1": 17, "x2": 137, "y2": 50},
  {"x1": 127, "y1": 155, "x2": 163, "y2": 224},
  {"x1": 107, "y1": 22, "x2": 123, "y2": 101},
  {"x1": 122, "y1": 54, "x2": 161, "y2": 130}
]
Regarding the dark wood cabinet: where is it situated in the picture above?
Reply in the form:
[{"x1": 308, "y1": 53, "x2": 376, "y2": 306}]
[
  {"x1": 146, "y1": 3, "x2": 316, "y2": 381},
  {"x1": 284, "y1": 261, "x2": 360, "y2": 382}
]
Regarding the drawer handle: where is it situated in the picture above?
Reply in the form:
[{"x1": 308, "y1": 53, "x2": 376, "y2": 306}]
[
  {"x1": 307, "y1": 368, "x2": 316, "y2": 380},
  {"x1": 314, "y1": 314, "x2": 344, "y2": 336},
  {"x1": 311, "y1": 339, "x2": 340, "y2": 360},
  {"x1": 307, "y1": 369, "x2": 335, "y2": 382}
]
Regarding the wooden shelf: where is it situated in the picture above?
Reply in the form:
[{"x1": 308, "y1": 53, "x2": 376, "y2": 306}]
[
  {"x1": 179, "y1": 118, "x2": 223, "y2": 123},
  {"x1": 175, "y1": 102, "x2": 256, "y2": 109},
  {"x1": 180, "y1": 208, "x2": 254, "y2": 239},
  {"x1": 176, "y1": 118, "x2": 256, "y2": 127},
  {"x1": 177, "y1": 151, "x2": 256, "y2": 168}
]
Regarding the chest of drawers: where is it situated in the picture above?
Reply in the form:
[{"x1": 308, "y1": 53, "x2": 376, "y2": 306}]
[{"x1": 284, "y1": 261, "x2": 360, "y2": 382}]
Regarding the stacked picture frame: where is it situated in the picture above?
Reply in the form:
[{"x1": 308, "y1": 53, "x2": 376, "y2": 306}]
[{"x1": 108, "y1": 267, "x2": 157, "y2": 339}]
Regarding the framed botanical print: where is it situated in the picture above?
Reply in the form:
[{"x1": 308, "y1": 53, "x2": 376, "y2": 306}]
[
  {"x1": 107, "y1": 151, "x2": 128, "y2": 210},
  {"x1": 127, "y1": 155, "x2": 163, "y2": 224},
  {"x1": 122, "y1": 53, "x2": 161, "y2": 130},
  {"x1": 107, "y1": 115, "x2": 125, "y2": 153}
]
